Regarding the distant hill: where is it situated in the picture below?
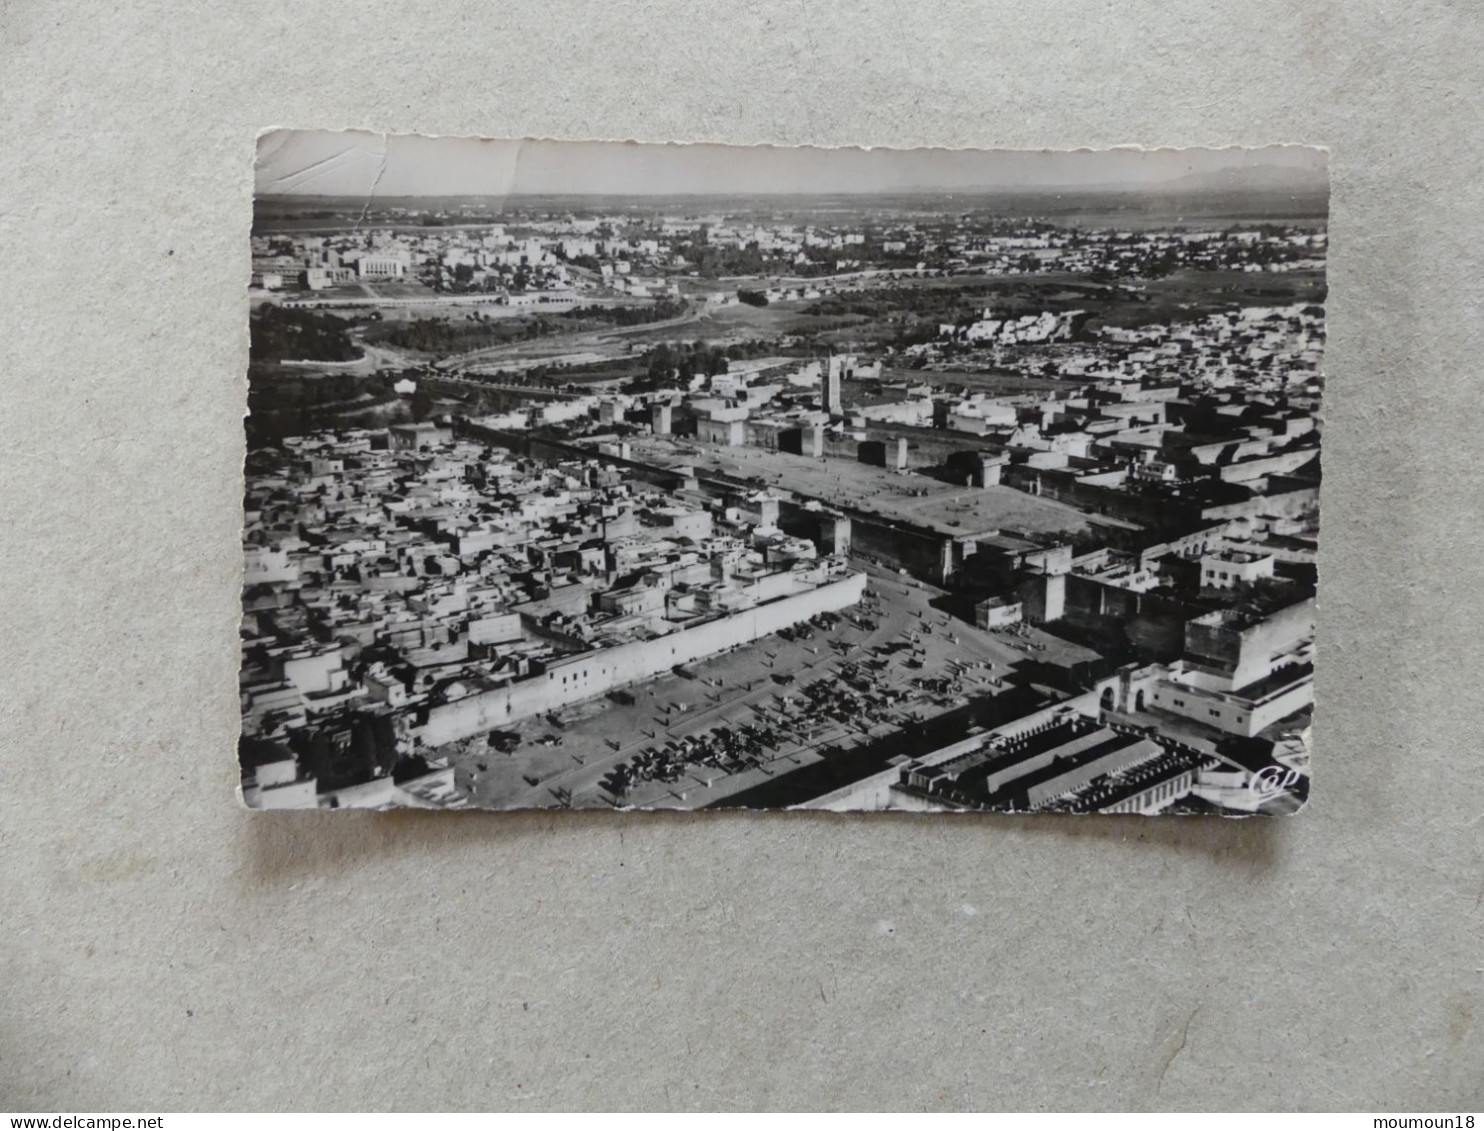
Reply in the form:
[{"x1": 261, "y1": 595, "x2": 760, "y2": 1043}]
[{"x1": 1156, "y1": 161, "x2": 1329, "y2": 196}]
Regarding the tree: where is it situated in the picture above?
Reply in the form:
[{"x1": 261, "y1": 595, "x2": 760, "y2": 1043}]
[{"x1": 249, "y1": 304, "x2": 361, "y2": 363}]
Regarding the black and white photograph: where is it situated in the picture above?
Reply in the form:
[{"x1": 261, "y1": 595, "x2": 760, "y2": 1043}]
[{"x1": 242, "y1": 131, "x2": 1327, "y2": 814}]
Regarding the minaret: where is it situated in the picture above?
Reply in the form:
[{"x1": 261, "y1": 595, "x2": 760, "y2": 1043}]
[{"x1": 824, "y1": 353, "x2": 842, "y2": 415}]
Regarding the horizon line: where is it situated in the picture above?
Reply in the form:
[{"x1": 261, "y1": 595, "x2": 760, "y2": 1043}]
[{"x1": 258, "y1": 180, "x2": 1329, "y2": 201}]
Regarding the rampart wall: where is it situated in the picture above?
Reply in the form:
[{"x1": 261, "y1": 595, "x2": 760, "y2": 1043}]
[{"x1": 411, "y1": 570, "x2": 866, "y2": 747}]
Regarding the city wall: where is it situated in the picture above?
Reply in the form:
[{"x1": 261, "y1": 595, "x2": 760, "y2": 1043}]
[
  {"x1": 1003, "y1": 464, "x2": 1200, "y2": 533},
  {"x1": 849, "y1": 518, "x2": 953, "y2": 583},
  {"x1": 775, "y1": 499, "x2": 848, "y2": 550},
  {"x1": 859, "y1": 422, "x2": 992, "y2": 472},
  {"x1": 411, "y1": 570, "x2": 867, "y2": 747},
  {"x1": 1218, "y1": 447, "x2": 1320, "y2": 485},
  {"x1": 1059, "y1": 574, "x2": 1197, "y2": 659},
  {"x1": 822, "y1": 425, "x2": 1000, "y2": 477},
  {"x1": 457, "y1": 420, "x2": 685, "y2": 490},
  {"x1": 1200, "y1": 480, "x2": 1320, "y2": 523},
  {"x1": 429, "y1": 380, "x2": 578, "y2": 415}
]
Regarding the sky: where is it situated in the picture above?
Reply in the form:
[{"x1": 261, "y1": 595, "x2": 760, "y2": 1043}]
[{"x1": 255, "y1": 129, "x2": 1327, "y2": 198}]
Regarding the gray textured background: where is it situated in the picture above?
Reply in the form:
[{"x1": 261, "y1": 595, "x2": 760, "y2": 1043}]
[{"x1": 2, "y1": 0, "x2": 1481, "y2": 1112}]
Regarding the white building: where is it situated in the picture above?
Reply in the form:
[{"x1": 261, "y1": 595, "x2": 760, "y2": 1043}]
[
  {"x1": 1200, "y1": 550, "x2": 1276, "y2": 589},
  {"x1": 356, "y1": 255, "x2": 409, "y2": 279}
]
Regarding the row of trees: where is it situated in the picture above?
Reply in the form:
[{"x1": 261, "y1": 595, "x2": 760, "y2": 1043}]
[
  {"x1": 247, "y1": 369, "x2": 407, "y2": 415},
  {"x1": 627, "y1": 338, "x2": 779, "y2": 392},
  {"x1": 558, "y1": 298, "x2": 686, "y2": 325},
  {"x1": 640, "y1": 341, "x2": 732, "y2": 387},
  {"x1": 250, "y1": 304, "x2": 361, "y2": 363},
  {"x1": 368, "y1": 314, "x2": 558, "y2": 354}
]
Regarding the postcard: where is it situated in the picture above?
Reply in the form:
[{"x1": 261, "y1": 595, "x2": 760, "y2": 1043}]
[{"x1": 242, "y1": 131, "x2": 1325, "y2": 814}]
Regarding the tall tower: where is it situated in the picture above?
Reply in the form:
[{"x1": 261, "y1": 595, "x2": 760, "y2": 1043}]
[
  {"x1": 824, "y1": 354, "x2": 843, "y2": 416},
  {"x1": 819, "y1": 513, "x2": 852, "y2": 557},
  {"x1": 809, "y1": 422, "x2": 825, "y2": 459}
]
